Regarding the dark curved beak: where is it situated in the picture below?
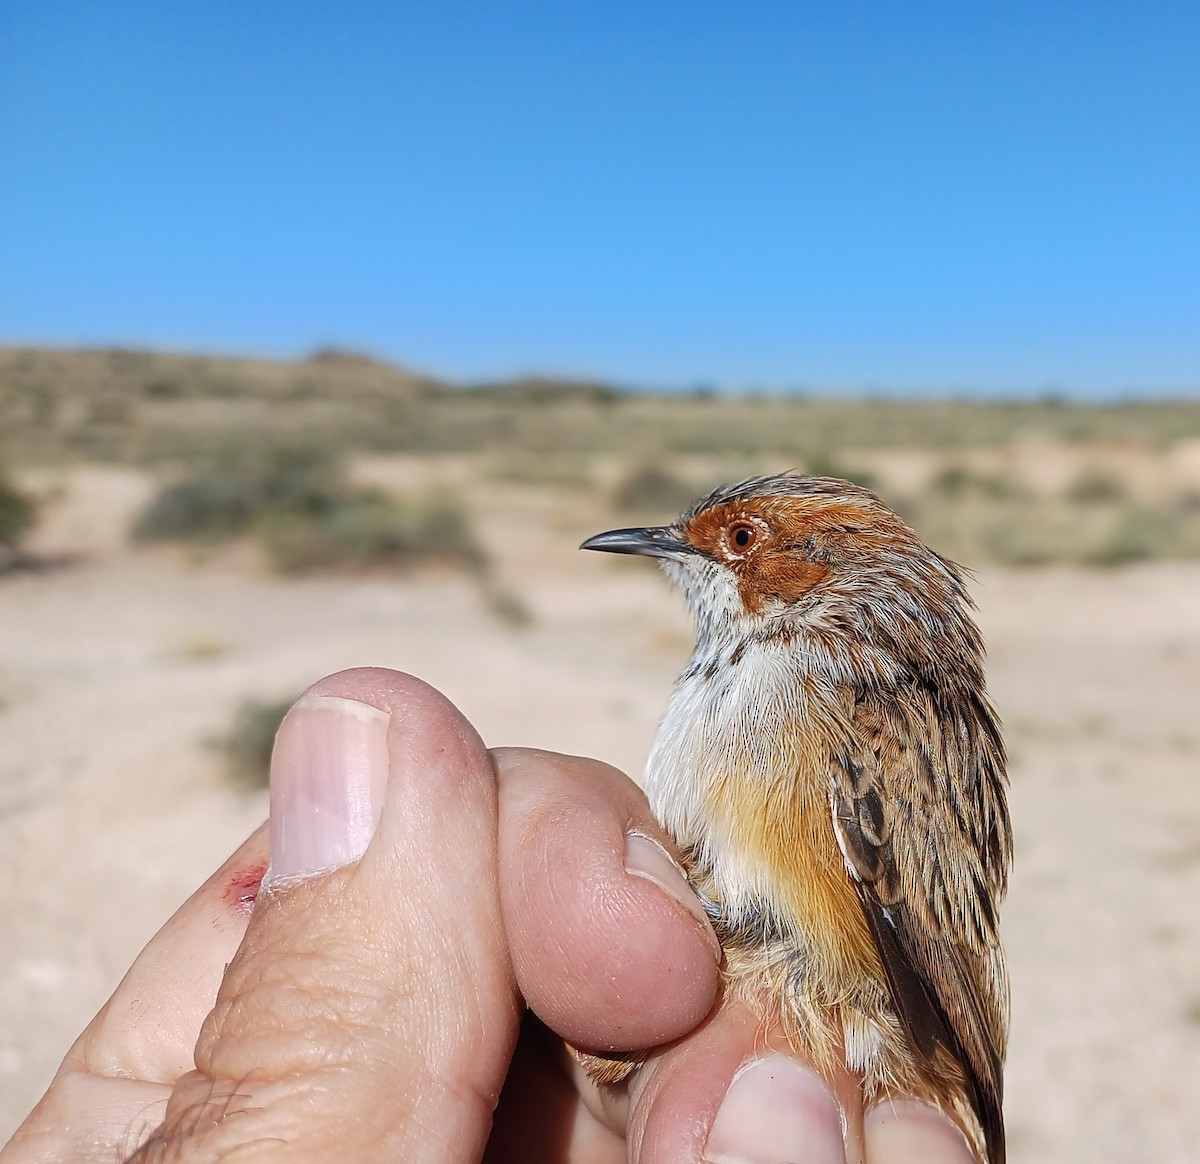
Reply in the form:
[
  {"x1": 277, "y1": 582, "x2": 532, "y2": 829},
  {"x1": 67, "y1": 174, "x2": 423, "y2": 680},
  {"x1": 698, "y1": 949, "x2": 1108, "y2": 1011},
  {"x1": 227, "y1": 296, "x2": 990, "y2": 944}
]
[{"x1": 579, "y1": 525, "x2": 693, "y2": 559}]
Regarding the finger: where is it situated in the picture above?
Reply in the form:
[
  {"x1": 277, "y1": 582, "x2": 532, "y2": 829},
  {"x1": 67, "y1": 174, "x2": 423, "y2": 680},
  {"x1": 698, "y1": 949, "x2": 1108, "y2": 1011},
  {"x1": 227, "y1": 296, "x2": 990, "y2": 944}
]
[
  {"x1": 621, "y1": 997, "x2": 980, "y2": 1164},
  {"x1": 155, "y1": 669, "x2": 521, "y2": 1161},
  {"x1": 76, "y1": 826, "x2": 269, "y2": 1082},
  {"x1": 4, "y1": 829, "x2": 268, "y2": 1160},
  {"x1": 625, "y1": 1000, "x2": 864, "y2": 1164},
  {"x1": 863, "y1": 1100, "x2": 978, "y2": 1162},
  {"x1": 493, "y1": 747, "x2": 720, "y2": 1055}
]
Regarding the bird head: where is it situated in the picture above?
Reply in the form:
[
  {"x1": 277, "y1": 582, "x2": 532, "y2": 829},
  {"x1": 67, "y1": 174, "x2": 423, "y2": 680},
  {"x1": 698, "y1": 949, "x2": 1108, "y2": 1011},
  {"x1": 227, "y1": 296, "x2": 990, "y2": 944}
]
[{"x1": 583, "y1": 473, "x2": 983, "y2": 687}]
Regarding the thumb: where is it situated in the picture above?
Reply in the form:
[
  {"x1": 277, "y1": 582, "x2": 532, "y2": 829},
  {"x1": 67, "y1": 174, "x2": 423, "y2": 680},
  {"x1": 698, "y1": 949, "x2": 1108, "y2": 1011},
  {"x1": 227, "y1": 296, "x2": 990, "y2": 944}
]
[{"x1": 157, "y1": 669, "x2": 519, "y2": 1162}]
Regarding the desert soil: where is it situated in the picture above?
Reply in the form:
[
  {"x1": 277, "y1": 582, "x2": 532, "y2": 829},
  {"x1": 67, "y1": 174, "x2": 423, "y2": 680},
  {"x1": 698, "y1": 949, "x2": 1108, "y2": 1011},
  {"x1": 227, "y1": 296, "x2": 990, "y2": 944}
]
[{"x1": 2, "y1": 462, "x2": 1198, "y2": 1161}]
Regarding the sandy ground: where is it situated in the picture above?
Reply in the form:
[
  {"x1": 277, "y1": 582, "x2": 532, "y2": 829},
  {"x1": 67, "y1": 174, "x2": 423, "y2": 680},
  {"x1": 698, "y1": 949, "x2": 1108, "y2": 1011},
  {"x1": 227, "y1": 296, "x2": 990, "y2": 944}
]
[{"x1": 2, "y1": 463, "x2": 1199, "y2": 1160}]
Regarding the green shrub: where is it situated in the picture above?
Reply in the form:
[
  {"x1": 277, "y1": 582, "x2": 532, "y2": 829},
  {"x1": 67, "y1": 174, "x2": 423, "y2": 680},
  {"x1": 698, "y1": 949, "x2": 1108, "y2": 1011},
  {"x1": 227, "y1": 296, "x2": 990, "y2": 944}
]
[
  {"x1": 132, "y1": 474, "x2": 260, "y2": 541},
  {"x1": 612, "y1": 465, "x2": 698, "y2": 514},
  {"x1": 978, "y1": 515, "x2": 1058, "y2": 566},
  {"x1": 1081, "y1": 507, "x2": 1185, "y2": 567},
  {"x1": 929, "y1": 464, "x2": 1019, "y2": 501},
  {"x1": 133, "y1": 439, "x2": 342, "y2": 543},
  {"x1": 135, "y1": 438, "x2": 487, "y2": 576},
  {"x1": 0, "y1": 469, "x2": 35, "y2": 548},
  {"x1": 211, "y1": 695, "x2": 295, "y2": 791},
  {"x1": 483, "y1": 582, "x2": 535, "y2": 628},
  {"x1": 921, "y1": 490, "x2": 1200, "y2": 568},
  {"x1": 259, "y1": 490, "x2": 485, "y2": 575},
  {"x1": 247, "y1": 441, "x2": 342, "y2": 515}
]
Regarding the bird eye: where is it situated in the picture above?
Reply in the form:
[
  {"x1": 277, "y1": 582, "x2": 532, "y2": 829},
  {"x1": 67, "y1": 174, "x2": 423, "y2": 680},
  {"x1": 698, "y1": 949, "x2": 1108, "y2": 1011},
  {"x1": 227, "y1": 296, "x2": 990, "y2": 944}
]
[{"x1": 728, "y1": 521, "x2": 757, "y2": 551}]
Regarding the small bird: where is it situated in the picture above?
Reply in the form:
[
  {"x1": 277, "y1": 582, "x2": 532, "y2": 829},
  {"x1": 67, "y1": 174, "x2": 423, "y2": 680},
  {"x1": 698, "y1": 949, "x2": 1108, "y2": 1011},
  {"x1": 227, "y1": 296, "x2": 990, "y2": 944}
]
[{"x1": 582, "y1": 474, "x2": 1011, "y2": 1163}]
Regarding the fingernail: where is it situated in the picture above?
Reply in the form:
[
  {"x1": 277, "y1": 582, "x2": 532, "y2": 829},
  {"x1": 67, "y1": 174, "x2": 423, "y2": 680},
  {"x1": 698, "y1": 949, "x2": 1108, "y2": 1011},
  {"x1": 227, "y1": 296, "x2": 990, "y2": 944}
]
[
  {"x1": 704, "y1": 1055, "x2": 845, "y2": 1164},
  {"x1": 264, "y1": 695, "x2": 390, "y2": 885},
  {"x1": 624, "y1": 831, "x2": 720, "y2": 956},
  {"x1": 864, "y1": 1100, "x2": 977, "y2": 1162}
]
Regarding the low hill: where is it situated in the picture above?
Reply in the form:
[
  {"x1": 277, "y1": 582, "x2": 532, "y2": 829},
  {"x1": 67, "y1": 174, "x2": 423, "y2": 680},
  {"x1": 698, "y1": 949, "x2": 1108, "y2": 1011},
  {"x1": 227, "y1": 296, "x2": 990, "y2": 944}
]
[{"x1": 3, "y1": 345, "x2": 1200, "y2": 466}]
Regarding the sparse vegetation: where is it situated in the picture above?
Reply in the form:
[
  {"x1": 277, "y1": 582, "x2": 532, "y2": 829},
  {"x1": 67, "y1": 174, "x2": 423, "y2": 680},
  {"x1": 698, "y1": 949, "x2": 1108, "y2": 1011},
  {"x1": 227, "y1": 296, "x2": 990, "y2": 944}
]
[
  {"x1": 929, "y1": 464, "x2": 1022, "y2": 502},
  {"x1": 487, "y1": 454, "x2": 593, "y2": 489},
  {"x1": 0, "y1": 468, "x2": 36, "y2": 549},
  {"x1": 482, "y1": 582, "x2": 535, "y2": 628},
  {"x1": 133, "y1": 440, "x2": 343, "y2": 544},
  {"x1": 0, "y1": 466, "x2": 37, "y2": 570},
  {"x1": 896, "y1": 458, "x2": 1200, "y2": 568},
  {"x1": 258, "y1": 489, "x2": 484, "y2": 575},
  {"x1": 1064, "y1": 465, "x2": 1128, "y2": 504},
  {"x1": 134, "y1": 438, "x2": 486, "y2": 576},
  {"x1": 612, "y1": 465, "x2": 700, "y2": 514},
  {"x1": 6, "y1": 346, "x2": 1200, "y2": 465},
  {"x1": 4, "y1": 345, "x2": 1200, "y2": 568}
]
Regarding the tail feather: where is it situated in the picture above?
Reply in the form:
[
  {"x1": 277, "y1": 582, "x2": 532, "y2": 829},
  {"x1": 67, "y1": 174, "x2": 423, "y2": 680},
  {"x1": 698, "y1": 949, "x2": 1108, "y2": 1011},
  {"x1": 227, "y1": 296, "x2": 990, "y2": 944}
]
[{"x1": 862, "y1": 895, "x2": 1005, "y2": 1164}]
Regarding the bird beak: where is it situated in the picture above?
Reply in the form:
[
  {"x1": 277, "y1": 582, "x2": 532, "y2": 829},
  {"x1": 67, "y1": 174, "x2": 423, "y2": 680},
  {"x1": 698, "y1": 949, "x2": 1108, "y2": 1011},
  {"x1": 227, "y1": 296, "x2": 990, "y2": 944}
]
[{"x1": 580, "y1": 525, "x2": 693, "y2": 559}]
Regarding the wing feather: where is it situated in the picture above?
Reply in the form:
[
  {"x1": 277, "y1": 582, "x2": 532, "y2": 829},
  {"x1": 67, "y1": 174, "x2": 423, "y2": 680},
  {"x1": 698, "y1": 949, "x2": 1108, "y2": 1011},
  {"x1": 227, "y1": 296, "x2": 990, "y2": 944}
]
[{"x1": 831, "y1": 684, "x2": 1011, "y2": 1164}]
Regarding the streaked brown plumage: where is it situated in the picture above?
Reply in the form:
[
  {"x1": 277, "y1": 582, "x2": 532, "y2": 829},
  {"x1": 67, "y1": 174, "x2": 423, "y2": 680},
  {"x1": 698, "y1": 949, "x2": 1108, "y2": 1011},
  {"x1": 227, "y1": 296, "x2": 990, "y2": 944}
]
[{"x1": 582, "y1": 474, "x2": 1011, "y2": 1163}]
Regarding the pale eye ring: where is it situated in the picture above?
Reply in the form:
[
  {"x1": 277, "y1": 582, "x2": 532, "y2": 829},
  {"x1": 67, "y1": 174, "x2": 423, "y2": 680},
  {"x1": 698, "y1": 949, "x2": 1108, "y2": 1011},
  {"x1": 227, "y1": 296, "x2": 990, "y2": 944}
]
[{"x1": 727, "y1": 520, "x2": 759, "y2": 552}]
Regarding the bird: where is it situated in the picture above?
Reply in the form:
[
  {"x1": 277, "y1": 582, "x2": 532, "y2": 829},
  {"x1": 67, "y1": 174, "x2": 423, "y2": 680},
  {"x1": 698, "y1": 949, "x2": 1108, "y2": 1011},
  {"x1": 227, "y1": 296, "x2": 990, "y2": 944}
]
[{"x1": 580, "y1": 473, "x2": 1011, "y2": 1164}]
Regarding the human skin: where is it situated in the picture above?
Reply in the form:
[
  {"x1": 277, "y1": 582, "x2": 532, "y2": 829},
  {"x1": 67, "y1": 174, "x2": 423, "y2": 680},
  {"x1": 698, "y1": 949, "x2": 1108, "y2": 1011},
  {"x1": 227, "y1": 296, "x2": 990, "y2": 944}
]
[{"x1": 2, "y1": 668, "x2": 976, "y2": 1163}]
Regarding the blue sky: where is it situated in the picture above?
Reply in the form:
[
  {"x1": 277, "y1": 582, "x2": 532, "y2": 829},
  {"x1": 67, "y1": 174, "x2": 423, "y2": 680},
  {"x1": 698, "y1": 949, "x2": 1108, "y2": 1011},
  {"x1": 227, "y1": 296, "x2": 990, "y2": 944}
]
[{"x1": 2, "y1": 2, "x2": 1197, "y2": 395}]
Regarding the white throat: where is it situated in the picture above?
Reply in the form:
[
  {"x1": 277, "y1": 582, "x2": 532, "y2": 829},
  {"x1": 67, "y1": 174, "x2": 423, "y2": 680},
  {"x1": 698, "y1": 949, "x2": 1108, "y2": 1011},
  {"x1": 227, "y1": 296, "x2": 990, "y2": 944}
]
[{"x1": 644, "y1": 614, "x2": 829, "y2": 915}]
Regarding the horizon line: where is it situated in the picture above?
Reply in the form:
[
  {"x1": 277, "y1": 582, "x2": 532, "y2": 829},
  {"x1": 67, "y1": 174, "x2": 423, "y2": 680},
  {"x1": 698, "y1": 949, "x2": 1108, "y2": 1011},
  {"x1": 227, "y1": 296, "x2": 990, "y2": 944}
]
[{"x1": 2, "y1": 338, "x2": 1198, "y2": 403}]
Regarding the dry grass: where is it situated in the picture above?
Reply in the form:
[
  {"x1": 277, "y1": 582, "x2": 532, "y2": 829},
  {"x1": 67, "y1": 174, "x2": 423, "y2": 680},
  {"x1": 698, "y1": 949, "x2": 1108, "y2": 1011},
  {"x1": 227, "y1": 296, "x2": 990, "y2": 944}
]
[{"x1": 893, "y1": 463, "x2": 1200, "y2": 567}]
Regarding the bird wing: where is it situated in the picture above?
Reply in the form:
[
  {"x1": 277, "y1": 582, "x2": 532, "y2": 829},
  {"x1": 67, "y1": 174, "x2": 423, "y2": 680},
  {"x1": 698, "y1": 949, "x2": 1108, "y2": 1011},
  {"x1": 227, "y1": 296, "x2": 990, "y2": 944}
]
[{"x1": 830, "y1": 684, "x2": 1011, "y2": 1163}]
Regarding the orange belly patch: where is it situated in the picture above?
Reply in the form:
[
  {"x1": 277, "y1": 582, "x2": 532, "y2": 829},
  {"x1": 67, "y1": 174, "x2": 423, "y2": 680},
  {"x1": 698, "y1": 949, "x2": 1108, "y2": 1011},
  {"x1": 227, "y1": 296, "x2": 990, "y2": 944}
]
[{"x1": 705, "y1": 760, "x2": 884, "y2": 1002}]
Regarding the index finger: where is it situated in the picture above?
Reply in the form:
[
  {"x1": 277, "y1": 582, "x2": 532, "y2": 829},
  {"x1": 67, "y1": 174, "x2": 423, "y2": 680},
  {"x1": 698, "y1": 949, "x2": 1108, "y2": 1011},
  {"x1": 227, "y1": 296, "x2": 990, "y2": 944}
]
[{"x1": 493, "y1": 747, "x2": 721, "y2": 1057}]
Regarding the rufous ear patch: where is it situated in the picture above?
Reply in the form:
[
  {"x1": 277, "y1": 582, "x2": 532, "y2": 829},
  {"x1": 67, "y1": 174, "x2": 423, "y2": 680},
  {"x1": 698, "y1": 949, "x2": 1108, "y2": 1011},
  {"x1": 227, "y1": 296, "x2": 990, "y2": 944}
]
[{"x1": 682, "y1": 497, "x2": 838, "y2": 613}]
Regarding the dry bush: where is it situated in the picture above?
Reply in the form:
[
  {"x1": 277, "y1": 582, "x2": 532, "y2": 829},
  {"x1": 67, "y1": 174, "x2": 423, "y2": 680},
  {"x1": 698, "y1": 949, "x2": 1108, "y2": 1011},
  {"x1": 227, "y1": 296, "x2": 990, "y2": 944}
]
[
  {"x1": 259, "y1": 490, "x2": 485, "y2": 576},
  {"x1": 133, "y1": 440, "x2": 343, "y2": 543},
  {"x1": 134, "y1": 438, "x2": 487, "y2": 576},
  {"x1": 928, "y1": 464, "x2": 1023, "y2": 501},
  {"x1": 612, "y1": 465, "x2": 699, "y2": 514},
  {"x1": 1063, "y1": 465, "x2": 1129, "y2": 504},
  {"x1": 210, "y1": 694, "x2": 295, "y2": 791},
  {"x1": 907, "y1": 465, "x2": 1200, "y2": 568},
  {"x1": 481, "y1": 581, "x2": 535, "y2": 628},
  {"x1": 0, "y1": 467, "x2": 36, "y2": 550}
]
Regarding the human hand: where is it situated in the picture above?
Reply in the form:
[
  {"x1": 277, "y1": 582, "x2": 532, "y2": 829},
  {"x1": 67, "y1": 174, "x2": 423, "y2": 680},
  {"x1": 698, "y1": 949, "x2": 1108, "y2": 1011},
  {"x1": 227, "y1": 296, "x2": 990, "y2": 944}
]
[{"x1": 3, "y1": 668, "x2": 977, "y2": 1162}]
